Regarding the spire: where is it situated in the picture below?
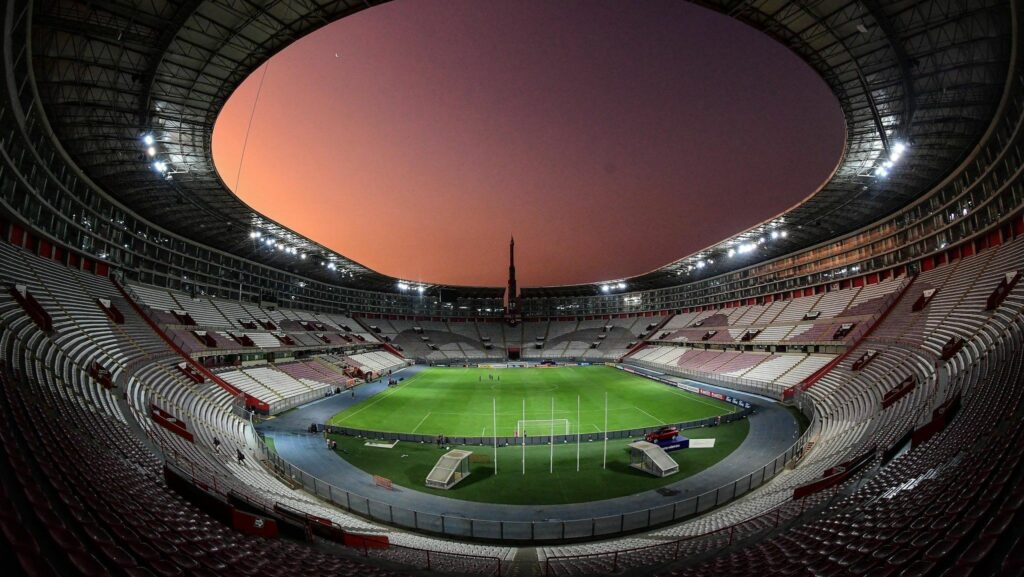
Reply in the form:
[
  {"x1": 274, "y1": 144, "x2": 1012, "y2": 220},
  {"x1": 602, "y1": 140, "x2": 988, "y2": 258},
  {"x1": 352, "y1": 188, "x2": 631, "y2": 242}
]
[{"x1": 507, "y1": 236, "x2": 518, "y2": 316}]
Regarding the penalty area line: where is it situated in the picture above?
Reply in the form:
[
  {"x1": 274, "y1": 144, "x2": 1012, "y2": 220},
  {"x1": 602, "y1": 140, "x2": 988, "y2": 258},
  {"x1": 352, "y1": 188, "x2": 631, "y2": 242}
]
[
  {"x1": 634, "y1": 405, "x2": 666, "y2": 425},
  {"x1": 332, "y1": 376, "x2": 418, "y2": 423},
  {"x1": 664, "y1": 385, "x2": 738, "y2": 414},
  {"x1": 410, "y1": 412, "x2": 431, "y2": 434}
]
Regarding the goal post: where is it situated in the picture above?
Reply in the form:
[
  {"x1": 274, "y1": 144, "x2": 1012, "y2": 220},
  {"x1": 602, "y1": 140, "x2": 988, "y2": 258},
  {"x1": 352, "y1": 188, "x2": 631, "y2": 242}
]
[
  {"x1": 516, "y1": 419, "x2": 570, "y2": 437},
  {"x1": 425, "y1": 449, "x2": 473, "y2": 489}
]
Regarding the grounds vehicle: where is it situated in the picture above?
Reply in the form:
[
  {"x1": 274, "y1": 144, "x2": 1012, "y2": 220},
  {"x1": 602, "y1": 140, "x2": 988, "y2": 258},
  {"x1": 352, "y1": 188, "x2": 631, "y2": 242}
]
[{"x1": 645, "y1": 426, "x2": 679, "y2": 442}]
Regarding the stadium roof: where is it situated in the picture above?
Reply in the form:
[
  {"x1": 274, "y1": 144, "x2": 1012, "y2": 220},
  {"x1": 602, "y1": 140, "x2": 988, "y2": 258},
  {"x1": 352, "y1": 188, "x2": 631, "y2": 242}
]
[{"x1": 30, "y1": 0, "x2": 1012, "y2": 298}]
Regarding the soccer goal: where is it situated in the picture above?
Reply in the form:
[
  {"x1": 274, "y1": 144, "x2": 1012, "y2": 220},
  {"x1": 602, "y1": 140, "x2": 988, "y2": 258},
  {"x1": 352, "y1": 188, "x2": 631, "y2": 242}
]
[
  {"x1": 516, "y1": 419, "x2": 571, "y2": 437},
  {"x1": 425, "y1": 449, "x2": 473, "y2": 490}
]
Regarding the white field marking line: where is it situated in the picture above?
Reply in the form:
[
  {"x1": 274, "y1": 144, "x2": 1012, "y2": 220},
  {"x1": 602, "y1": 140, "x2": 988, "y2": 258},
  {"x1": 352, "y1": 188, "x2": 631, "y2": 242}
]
[
  {"x1": 332, "y1": 375, "x2": 420, "y2": 423},
  {"x1": 410, "y1": 412, "x2": 432, "y2": 434},
  {"x1": 634, "y1": 405, "x2": 666, "y2": 425},
  {"x1": 417, "y1": 407, "x2": 636, "y2": 417},
  {"x1": 663, "y1": 385, "x2": 737, "y2": 414}
]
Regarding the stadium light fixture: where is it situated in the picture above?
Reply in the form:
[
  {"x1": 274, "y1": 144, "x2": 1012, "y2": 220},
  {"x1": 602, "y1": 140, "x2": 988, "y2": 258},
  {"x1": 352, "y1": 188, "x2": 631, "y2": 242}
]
[
  {"x1": 152, "y1": 161, "x2": 167, "y2": 173},
  {"x1": 142, "y1": 134, "x2": 155, "y2": 146},
  {"x1": 327, "y1": 263, "x2": 336, "y2": 270},
  {"x1": 600, "y1": 285, "x2": 610, "y2": 293},
  {"x1": 780, "y1": 230, "x2": 788, "y2": 238},
  {"x1": 396, "y1": 282, "x2": 409, "y2": 291},
  {"x1": 300, "y1": 253, "x2": 306, "y2": 259},
  {"x1": 696, "y1": 260, "x2": 705, "y2": 269},
  {"x1": 417, "y1": 286, "x2": 425, "y2": 294},
  {"x1": 617, "y1": 282, "x2": 626, "y2": 290},
  {"x1": 727, "y1": 248, "x2": 736, "y2": 258},
  {"x1": 146, "y1": 146, "x2": 156, "y2": 157},
  {"x1": 891, "y1": 141, "x2": 907, "y2": 161},
  {"x1": 248, "y1": 231, "x2": 258, "y2": 239}
]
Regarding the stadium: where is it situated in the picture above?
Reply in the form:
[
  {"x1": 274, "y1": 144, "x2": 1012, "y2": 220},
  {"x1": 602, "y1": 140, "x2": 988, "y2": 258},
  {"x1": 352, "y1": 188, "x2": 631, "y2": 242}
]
[{"x1": 0, "y1": 0, "x2": 1022, "y2": 576}]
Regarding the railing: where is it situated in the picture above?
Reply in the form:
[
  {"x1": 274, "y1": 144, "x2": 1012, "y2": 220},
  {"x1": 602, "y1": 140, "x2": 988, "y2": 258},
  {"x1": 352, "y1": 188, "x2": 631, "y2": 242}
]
[
  {"x1": 355, "y1": 541, "x2": 504, "y2": 576},
  {"x1": 786, "y1": 275, "x2": 916, "y2": 399},
  {"x1": 542, "y1": 484, "x2": 840, "y2": 575},
  {"x1": 625, "y1": 360, "x2": 787, "y2": 399},
  {"x1": 114, "y1": 279, "x2": 244, "y2": 399},
  {"x1": 256, "y1": 393, "x2": 817, "y2": 544},
  {"x1": 152, "y1": 429, "x2": 507, "y2": 575}
]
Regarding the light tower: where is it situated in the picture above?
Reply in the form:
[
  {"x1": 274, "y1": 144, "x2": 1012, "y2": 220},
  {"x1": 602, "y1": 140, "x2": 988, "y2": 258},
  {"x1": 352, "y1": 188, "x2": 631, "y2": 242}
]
[{"x1": 506, "y1": 236, "x2": 520, "y2": 323}]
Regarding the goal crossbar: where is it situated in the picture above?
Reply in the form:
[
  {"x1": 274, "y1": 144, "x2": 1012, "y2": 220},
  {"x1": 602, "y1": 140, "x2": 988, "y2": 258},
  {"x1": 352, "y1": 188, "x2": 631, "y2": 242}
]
[{"x1": 516, "y1": 419, "x2": 570, "y2": 436}]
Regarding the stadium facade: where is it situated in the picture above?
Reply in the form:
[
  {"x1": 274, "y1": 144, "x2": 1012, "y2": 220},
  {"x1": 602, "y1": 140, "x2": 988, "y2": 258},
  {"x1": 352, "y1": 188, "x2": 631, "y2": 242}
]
[{"x1": 2, "y1": 1, "x2": 1024, "y2": 575}]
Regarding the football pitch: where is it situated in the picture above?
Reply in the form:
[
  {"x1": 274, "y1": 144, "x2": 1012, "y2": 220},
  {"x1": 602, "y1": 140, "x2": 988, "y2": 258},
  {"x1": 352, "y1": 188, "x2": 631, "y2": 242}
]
[
  {"x1": 329, "y1": 365, "x2": 737, "y2": 437},
  {"x1": 326, "y1": 419, "x2": 749, "y2": 504}
]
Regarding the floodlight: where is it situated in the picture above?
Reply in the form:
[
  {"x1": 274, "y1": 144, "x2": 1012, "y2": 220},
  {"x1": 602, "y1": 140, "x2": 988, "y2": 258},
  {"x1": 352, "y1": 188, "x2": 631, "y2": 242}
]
[
  {"x1": 147, "y1": 147, "x2": 156, "y2": 157},
  {"x1": 397, "y1": 282, "x2": 409, "y2": 291},
  {"x1": 617, "y1": 282, "x2": 626, "y2": 290},
  {"x1": 142, "y1": 134, "x2": 155, "y2": 146},
  {"x1": 771, "y1": 230, "x2": 779, "y2": 240},
  {"x1": 417, "y1": 286, "x2": 425, "y2": 293},
  {"x1": 601, "y1": 285, "x2": 610, "y2": 293},
  {"x1": 248, "y1": 231, "x2": 258, "y2": 239},
  {"x1": 153, "y1": 161, "x2": 167, "y2": 173},
  {"x1": 728, "y1": 249, "x2": 736, "y2": 257}
]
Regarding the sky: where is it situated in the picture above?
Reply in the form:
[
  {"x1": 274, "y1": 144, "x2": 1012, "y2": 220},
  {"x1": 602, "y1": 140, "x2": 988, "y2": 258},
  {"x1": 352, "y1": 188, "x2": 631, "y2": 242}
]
[{"x1": 212, "y1": 0, "x2": 843, "y2": 288}]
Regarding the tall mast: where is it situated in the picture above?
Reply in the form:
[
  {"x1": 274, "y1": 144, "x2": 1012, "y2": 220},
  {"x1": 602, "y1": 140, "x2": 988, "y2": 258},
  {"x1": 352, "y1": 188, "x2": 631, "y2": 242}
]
[{"x1": 507, "y1": 236, "x2": 519, "y2": 318}]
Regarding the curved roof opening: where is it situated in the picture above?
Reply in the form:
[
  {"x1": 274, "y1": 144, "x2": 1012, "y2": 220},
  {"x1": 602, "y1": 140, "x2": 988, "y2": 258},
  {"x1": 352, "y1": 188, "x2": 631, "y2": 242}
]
[{"x1": 213, "y1": 0, "x2": 843, "y2": 287}]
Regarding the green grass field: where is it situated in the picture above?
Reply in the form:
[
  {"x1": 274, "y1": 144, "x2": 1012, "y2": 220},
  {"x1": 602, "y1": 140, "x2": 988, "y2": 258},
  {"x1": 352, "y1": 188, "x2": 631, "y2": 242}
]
[
  {"x1": 328, "y1": 419, "x2": 749, "y2": 504},
  {"x1": 329, "y1": 366, "x2": 736, "y2": 437}
]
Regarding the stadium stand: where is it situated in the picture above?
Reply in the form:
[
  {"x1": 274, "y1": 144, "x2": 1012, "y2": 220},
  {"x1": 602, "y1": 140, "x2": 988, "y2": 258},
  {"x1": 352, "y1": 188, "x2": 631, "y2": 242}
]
[
  {"x1": 277, "y1": 358, "x2": 356, "y2": 389},
  {"x1": 539, "y1": 236, "x2": 1024, "y2": 574},
  {"x1": 652, "y1": 278, "x2": 906, "y2": 347},
  {"x1": 216, "y1": 366, "x2": 331, "y2": 415},
  {"x1": 1, "y1": 0, "x2": 1021, "y2": 574},
  {"x1": 127, "y1": 284, "x2": 385, "y2": 357},
  {"x1": 0, "y1": 244, "x2": 516, "y2": 576},
  {"x1": 344, "y1": 351, "x2": 408, "y2": 375}
]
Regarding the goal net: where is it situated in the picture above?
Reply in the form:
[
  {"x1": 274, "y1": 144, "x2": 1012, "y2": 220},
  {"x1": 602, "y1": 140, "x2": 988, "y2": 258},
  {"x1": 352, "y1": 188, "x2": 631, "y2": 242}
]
[
  {"x1": 516, "y1": 419, "x2": 571, "y2": 437},
  {"x1": 425, "y1": 449, "x2": 473, "y2": 490}
]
